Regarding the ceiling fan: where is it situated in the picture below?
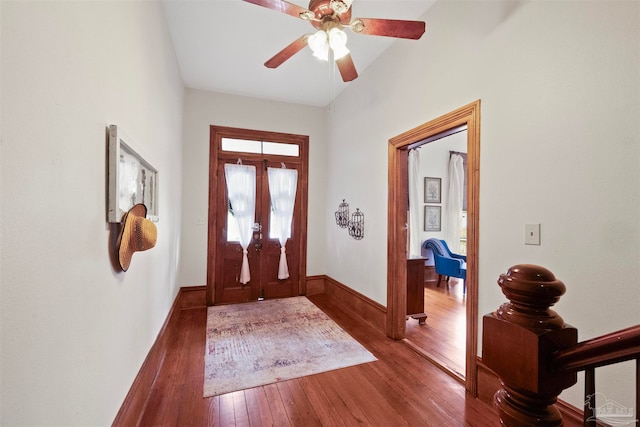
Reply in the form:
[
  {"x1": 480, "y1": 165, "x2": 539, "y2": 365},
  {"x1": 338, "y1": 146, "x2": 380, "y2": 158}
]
[{"x1": 242, "y1": 0, "x2": 426, "y2": 82}]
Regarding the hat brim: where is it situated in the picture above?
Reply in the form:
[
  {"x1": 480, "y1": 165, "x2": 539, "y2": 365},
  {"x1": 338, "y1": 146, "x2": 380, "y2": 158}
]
[{"x1": 116, "y1": 204, "x2": 148, "y2": 271}]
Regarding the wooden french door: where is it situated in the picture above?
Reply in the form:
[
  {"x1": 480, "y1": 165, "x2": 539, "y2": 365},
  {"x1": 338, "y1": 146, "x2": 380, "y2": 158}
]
[{"x1": 207, "y1": 126, "x2": 308, "y2": 306}]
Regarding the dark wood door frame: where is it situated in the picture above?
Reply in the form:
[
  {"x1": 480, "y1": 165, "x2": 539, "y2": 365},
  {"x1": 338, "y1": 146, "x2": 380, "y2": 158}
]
[
  {"x1": 387, "y1": 100, "x2": 480, "y2": 395},
  {"x1": 206, "y1": 125, "x2": 309, "y2": 306}
]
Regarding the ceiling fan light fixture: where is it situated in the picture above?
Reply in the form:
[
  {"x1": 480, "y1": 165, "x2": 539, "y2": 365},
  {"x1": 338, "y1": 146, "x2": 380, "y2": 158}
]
[
  {"x1": 329, "y1": 0, "x2": 348, "y2": 15},
  {"x1": 308, "y1": 30, "x2": 329, "y2": 61},
  {"x1": 299, "y1": 10, "x2": 315, "y2": 21},
  {"x1": 243, "y1": 0, "x2": 425, "y2": 83},
  {"x1": 350, "y1": 18, "x2": 365, "y2": 33},
  {"x1": 328, "y1": 27, "x2": 349, "y2": 60}
]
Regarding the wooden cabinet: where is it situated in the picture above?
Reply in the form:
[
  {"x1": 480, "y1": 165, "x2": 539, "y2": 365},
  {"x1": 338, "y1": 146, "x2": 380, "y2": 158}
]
[{"x1": 406, "y1": 257, "x2": 427, "y2": 324}]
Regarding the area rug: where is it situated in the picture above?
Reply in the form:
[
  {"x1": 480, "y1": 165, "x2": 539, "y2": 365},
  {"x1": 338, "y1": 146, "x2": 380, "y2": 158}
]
[{"x1": 203, "y1": 296, "x2": 377, "y2": 397}]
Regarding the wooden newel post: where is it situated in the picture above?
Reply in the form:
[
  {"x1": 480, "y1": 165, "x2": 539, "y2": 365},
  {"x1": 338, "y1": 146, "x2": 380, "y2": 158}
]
[{"x1": 482, "y1": 264, "x2": 578, "y2": 426}]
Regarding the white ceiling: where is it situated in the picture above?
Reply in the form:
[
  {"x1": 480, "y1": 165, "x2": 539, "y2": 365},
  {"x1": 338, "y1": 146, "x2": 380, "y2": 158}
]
[{"x1": 161, "y1": 0, "x2": 436, "y2": 107}]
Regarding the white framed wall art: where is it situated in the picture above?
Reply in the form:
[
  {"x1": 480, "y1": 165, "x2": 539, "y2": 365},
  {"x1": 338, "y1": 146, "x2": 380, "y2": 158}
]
[{"x1": 108, "y1": 125, "x2": 159, "y2": 223}]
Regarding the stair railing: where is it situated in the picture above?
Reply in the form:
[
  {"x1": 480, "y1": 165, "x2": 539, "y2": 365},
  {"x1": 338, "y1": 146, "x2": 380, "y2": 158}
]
[
  {"x1": 553, "y1": 324, "x2": 640, "y2": 426},
  {"x1": 482, "y1": 264, "x2": 639, "y2": 426}
]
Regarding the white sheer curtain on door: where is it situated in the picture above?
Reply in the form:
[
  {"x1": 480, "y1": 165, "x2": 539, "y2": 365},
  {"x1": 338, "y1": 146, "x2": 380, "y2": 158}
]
[
  {"x1": 408, "y1": 149, "x2": 422, "y2": 257},
  {"x1": 224, "y1": 163, "x2": 256, "y2": 284},
  {"x1": 446, "y1": 154, "x2": 464, "y2": 253},
  {"x1": 268, "y1": 166, "x2": 298, "y2": 280}
]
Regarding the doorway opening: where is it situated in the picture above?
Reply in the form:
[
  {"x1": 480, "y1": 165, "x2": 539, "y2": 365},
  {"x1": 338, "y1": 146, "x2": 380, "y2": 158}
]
[
  {"x1": 387, "y1": 100, "x2": 480, "y2": 395},
  {"x1": 406, "y1": 129, "x2": 468, "y2": 381},
  {"x1": 206, "y1": 125, "x2": 309, "y2": 306}
]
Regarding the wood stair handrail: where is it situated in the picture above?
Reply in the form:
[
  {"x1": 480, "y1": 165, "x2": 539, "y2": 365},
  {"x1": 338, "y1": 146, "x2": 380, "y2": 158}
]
[
  {"x1": 552, "y1": 324, "x2": 640, "y2": 373},
  {"x1": 482, "y1": 264, "x2": 640, "y2": 426}
]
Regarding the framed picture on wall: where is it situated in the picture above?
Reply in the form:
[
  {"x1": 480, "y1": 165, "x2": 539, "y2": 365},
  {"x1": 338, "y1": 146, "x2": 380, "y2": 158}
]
[
  {"x1": 424, "y1": 205, "x2": 441, "y2": 231},
  {"x1": 108, "y1": 125, "x2": 159, "y2": 223},
  {"x1": 424, "y1": 177, "x2": 441, "y2": 203}
]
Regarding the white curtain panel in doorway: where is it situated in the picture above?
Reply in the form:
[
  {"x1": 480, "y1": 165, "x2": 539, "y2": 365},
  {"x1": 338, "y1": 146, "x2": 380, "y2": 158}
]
[
  {"x1": 446, "y1": 154, "x2": 464, "y2": 253},
  {"x1": 268, "y1": 167, "x2": 298, "y2": 280},
  {"x1": 408, "y1": 149, "x2": 422, "y2": 257},
  {"x1": 224, "y1": 163, "x2": 257, "y2": 285}
]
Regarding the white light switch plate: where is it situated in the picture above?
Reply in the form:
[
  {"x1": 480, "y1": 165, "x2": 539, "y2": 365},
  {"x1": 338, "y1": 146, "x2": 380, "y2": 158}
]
[{"x1": 525, "y1": 224, "x2": 541, "y2": 245}]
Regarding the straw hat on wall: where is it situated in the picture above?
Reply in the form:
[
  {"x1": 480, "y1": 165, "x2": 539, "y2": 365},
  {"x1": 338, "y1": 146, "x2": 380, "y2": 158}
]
[{"x1": 115, "y1": 203, "x2": 157, "y2": 271}]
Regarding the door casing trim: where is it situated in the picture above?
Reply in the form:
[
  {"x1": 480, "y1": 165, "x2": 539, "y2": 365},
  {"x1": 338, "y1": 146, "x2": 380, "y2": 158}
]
[{"x1": 386, "y1": 100, "x2": 480, "y2": 395}]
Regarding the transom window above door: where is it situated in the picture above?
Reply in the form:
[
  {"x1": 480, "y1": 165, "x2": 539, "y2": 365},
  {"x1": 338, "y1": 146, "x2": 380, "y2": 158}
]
[{"x1": 221, "y1": 138, "x2": 300, "y2": 157}]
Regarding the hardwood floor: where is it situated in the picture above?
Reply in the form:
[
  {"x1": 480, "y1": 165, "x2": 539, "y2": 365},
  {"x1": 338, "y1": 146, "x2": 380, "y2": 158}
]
[
  {"x1": 138, "y1": 292, "x2": 499, "y2": 426},
  {"x1": 405, "y1": 277, "x2": 466, "y2": 379}
]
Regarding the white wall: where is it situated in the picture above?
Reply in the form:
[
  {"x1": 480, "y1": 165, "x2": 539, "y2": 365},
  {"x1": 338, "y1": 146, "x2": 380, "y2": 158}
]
[
  {"x1": 327, "y1": 0, "x2": 639, "y2": 410},
  {"x1": 0, "y1": 1, "x2": 184, "y2": 425},
  {"x1": 178, "y1": 89, "x2": 328, "y2": 287}
]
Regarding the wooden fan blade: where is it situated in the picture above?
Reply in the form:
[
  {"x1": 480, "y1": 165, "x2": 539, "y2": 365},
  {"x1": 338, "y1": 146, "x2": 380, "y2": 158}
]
[
  {"x1": 335, "y1": 54, "x2": 358, "y2": 82},
  {"x1": 242, "y1": 0, "x2": 309, "y2": 19},
  {"x1": 352, "y1": 18, "x2": 426, "y2": 40},
  {"x1": 264, "y1": 36, "x2": 308, "y2": 69}
]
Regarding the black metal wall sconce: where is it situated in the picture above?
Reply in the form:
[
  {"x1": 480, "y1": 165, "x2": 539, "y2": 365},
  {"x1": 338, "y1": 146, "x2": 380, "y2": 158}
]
[
  {"x1": 348, "y1": 208, "x2": 364, "y2": 240},
  {"x1": 335, "y1": 199, "x2": 349, "y2": 228},
  {"x1": 335, "y1": 199, "x2": 364, "y2": 240}
]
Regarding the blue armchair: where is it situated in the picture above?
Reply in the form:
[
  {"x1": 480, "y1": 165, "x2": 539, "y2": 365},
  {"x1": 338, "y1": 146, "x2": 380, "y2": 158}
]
[{"x1": 423, "y1": 238, "x2": 466, "y2": 293}]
